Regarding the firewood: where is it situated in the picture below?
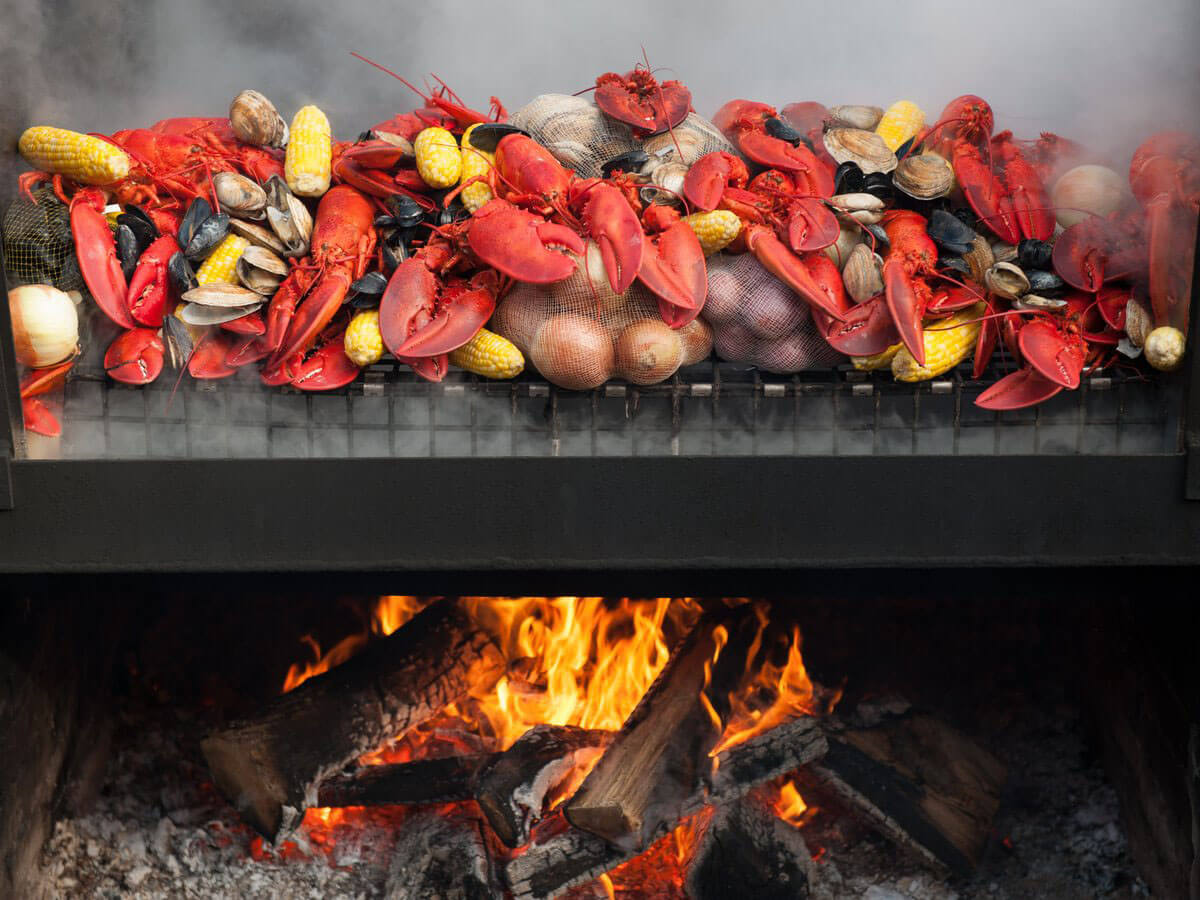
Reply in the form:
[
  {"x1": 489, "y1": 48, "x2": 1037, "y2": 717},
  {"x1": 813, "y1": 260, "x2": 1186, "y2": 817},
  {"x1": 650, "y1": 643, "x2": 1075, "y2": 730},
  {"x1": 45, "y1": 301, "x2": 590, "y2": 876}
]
[
  {"x1": 565, "y1": 606, "x2": 761, "y2": 849},
  {"x1": 317, "y1": 753, "x2": 492, "y2": 807},
  {"x1": 384, "y1": 808, "x2": 502, "y2": 900},
  {"x1": 682, "y1": 792, "x2": 814, "y2": 900},
  {"x1": 200, "y1": 599, "x2": 504, "y2": 843},
  {"x1": 812, "y1": 709, "x2": 1006, "y2": 875},
  {"x1": 506, "y1": 715, "x2": 826, "y2": 900}
]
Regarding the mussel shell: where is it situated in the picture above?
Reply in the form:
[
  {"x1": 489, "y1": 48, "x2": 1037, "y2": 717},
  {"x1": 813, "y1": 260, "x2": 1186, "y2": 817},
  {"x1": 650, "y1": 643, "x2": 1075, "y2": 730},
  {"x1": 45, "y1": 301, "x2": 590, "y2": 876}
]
[
  {"x1": 168, "y1": 251, "x2": 198, "y2": 293},
  {"x1": 116, "y1": 208, "x2": 158, "y2": 248},
  {"x1": 386, "y1": 194, "x2": 426, "y2": 229},
  {"x1": 182, "y1": 282, "x2": 264, "y2": 308},
  {"x1": 381, "y1": 233, "x2": 411, "y2": 273},
  {"x1": 161, "y1": 314, "x2": 193, "y2": 369},
  {"x1": 764, "y1": 116, "x2": 803, "y2": 145},
  {"x1": 213, "y1": 172, "x2": 267, "y2": 220},
  {"x1": 952, "y1": 207, "x2": 978, "y2": 230},
  {"x1": 862, "y1": 172, "x2": 894, "y2": 202},
  {"x1": 179, "y1": 300, "x2": 263, "y2": 326},
  {"x1": 436, "y1": 198, "x2": 469, "y2": 226},
  {"x1": 117, "y1": 224, "x2": 141, "y2": 280},
  {"x1": 228, "y1": 218, "x2": 287, "y2": 255},
  {"x1": 184, "y1": 213, "x2": 230, "y2": 261},
  {"x1": 1027, "y1": 269, "x2": 1064, "y2": 292},
  {"x1": 862, "y1": 222, "x2": 889, "y2": 248},
  {"x1": 823, "y1": 127, "x2": 897, "y2": 174},
  {"x1": 178, "y1": 197, "x2": 212, "y2": 251},
  {"x1": 601, "y1": 149, "x2": 651, "y2": 178},
  {"x1": 927, "y1": 208, "x2": 977, "y2": 255},
  {"x1": 834, "y1": 161, "x2": 866, "y2": 195},
  {"x1": 829, "y1": 105, "x2": 884, "y2": 130},
  {"x1": 943, "y1": 256, "x2": 971, "y2": 276},
  {"x1": 348, "y1": 270, "x2": 389, "y2": 302},
  {"x1": 1017, "y1": 238, "x2": 1053, "y2": 271},
  {"x1": 465, "y1": 122, "x2": 529, "y2": 152},
  {"x1": 892, "y1": 152, "x2": 954, "y2": 200}
]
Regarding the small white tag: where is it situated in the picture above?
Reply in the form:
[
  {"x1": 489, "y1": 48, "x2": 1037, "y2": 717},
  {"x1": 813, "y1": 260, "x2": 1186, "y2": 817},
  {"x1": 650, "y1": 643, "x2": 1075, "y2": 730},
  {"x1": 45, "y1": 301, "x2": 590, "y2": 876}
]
[{"x1": 1116, "y1": 338, "x2": 1142, "y2": 359}]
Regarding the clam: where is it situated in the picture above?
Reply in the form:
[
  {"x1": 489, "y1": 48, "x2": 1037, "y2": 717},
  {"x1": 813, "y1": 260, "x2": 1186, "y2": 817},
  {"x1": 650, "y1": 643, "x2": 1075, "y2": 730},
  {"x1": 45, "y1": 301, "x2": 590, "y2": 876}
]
[
  {"x1": 213, "y1": 172, "x2": 267, "y2": 220},
  {"x1": 984, "y1": 261, "x2": 1030, "y2": 300},
  {"x1": 990, "y1": 240, "x2": 1018, "y2": 264},
  {"x1": 178, "y1": 300, "x2": 263, "y2": 326},
  {"x1": 265, "y1": 175, "x2": 312, "y2": 257},
  {"x1": 228, "y1": 217, "x2": 288, "y2": 255},
  {"x1": 509, "y1": 93, "x2": 639, "y2": 179},
  {"x1": 236, "y1": 245, "x2": 288, "y2": 295},
  {"x1": 641, "y1": 161, "x2": 688, "y2": 203},
  {"x1": 641, "y1": 113, "x2": 736, "y2": 166},
  {"x1": 1015, "y1": 294, "x2": 1067, "y2": 311},
  {"x1": 823, "y1": 127, "x2": 897, "y2": 174},
  {"x1": 962, "y1": 235, "x2": 995, "y2": 283},
  {"x1": 182, "y1": 283, "x2": 265, "y2": 308},
  {"x1": 842, "y1": 243, "x2": 884, "y2": 303},
  {"x1": 822, "y1": 222, "x2": 863, "y2": 268},
  {"x1": 373, "y1": 130, "x2": 415, "y2": 158},
  {"x1": 1124, "y1": 297, "x2": 1153, "y2": 347},
  {"x1": 830, "y1": 192, "x2": 885, "y2": 225},
  {"x1": 829, "y1": 105, "x2": 884, "y2": 130},
  {"x1": 1051, "y1": 164, "x2": 1129, "y2": 229},
  {"x1": 892, "y1": 152, "x2": 954, "y2": 200},
  {"x1": 229, "y1": 89, "x2": 288, "y2": 149}
]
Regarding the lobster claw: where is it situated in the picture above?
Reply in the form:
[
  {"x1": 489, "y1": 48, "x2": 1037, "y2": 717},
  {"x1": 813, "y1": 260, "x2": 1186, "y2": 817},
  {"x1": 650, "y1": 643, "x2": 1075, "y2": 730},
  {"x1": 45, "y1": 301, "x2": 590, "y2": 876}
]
[
  {"x1": 814, "y1": 293, "x2": 899, "y2": 356},
  {"x1": 593, "y1": 70, "x2": 691, "y2": 135},
  {"x1": 22, "y1": 397, "x2": 61, "y2": 437},
  {"x1": 221, "y1": 309, "x2": 267, "y2": 335},
  {"x1": 126, "y1": 234, "x2": 180, "y2": 327},
  {"x1": 682, "y1": 152, "x2": 748, "y2": 211},
  {"x1": 1050, "y1": 216, "x2": 1144, "y2": 293},
  {"x1": 401, "y1": 354, "x2": 449, "y2": 383},
  {"x1": 785, "y1": 196, "x2": 840, "y2": 252},
  {"x1": 268, "y1": 268, "x2": 355, "y2": 368},
  {"x1": 745, "y1": 225, "x2": 846, "y2": 322},
  {"x1": 467, "y1": 199, "x2": 584, "y2": 284},
  {"x1": 637, "y1": 219, "x2": 707, "y2": 312},
  {"x1": 993, "y1": 133, "x2": 1055, "y2": 241},
  {"x1": 104, "y1": 328, "x2": 164, "y2": 384},
  {"x1": 1017, "y1": 318, "x2": 1085, "y2": 389},
  {"x1": 289, "y1": 328, "x2": 362, "y2": 391},
  {"x1": 332, "y1": 140, "x2": 412, "y2": 198},
  {"x1": 71, "y1": 189, "x2": 136, "y2": 329},
  {"x1": 379, "y1": 258, "x2": 498, "y2": 358},
  {"x1": 189, "y1": 330, "x2": 241, "y2": 379},
  {"x1": 735, "y1": 131, "x2": 834, "y2": 197},
  {"x1": 576, "y1": 181, "x2": 644, "y2": 295},
  {"x1": 1142, "y1": 191, "x2": 1197, "y2": 334},
  {"x1": 975, "y1": 367, "x2": 1064, "y2": 410},
  {"x1": 952, "y1": 143, "x2": 1020, "y2": 245},
  {"x1": 882, "y1": 258, "x2": 928, "y2": 365}
]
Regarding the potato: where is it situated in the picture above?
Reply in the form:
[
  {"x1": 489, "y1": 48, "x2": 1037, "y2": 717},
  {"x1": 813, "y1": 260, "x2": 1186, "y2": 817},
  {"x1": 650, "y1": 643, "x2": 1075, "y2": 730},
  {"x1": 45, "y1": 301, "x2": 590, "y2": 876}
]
[
  {"x1": 712, "y1": 321, "x2": 759, "y2": 363},
  {"x1": 678, "y1": 317, "x2": 714, "y2": 366},
  {"x1": 530, "y1": 313, "x2": 614, "y2": 390},
  {"x1": 615, "y1": 319, "x2": 683, "y2": 384},
  {"x1": 755, "y1": 332, "x2": 811, "y2": 373},
  {"x1": 702, "y1": 265, "x2": 744, "y2": 325},
  {"x1": 743, "y1": 282, "x2": 806, "y2": 340}
]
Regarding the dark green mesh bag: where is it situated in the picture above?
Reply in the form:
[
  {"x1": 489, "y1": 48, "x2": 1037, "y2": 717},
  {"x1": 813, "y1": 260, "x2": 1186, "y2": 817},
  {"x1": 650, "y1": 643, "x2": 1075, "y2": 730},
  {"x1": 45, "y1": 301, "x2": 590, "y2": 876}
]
[{"x1": 3, "y1": 186, "x2": 84, "y2": 293}]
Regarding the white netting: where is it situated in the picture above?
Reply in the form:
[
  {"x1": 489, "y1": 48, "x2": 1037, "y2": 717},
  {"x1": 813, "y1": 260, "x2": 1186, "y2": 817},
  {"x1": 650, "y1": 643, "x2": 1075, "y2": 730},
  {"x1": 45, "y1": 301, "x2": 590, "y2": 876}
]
[
  {"x1": 509, "y1": 94, "x2": 641, "y2": 179},
  {"x1": 640, "y1": 113, "x2": 737, "y2": 166},
  {"x1": 702, "y1": 252, "x2": 844, "y2": 372},
  {"x1": 491, "y1": 241, "x2": 711, "y2": 389}
]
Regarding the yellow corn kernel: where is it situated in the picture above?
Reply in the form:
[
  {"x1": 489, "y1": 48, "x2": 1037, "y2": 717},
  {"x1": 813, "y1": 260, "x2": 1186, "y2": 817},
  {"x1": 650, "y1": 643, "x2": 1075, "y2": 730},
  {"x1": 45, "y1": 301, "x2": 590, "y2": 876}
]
[
  {"x1": 875, "y1": 101, "x2": 925, "y2": 152},
  {"x1": 284, "y1": 105, "x2": 332, "y2": 197},
  {"x1": 414, "y1": 127, "x2": 462, "y2": 189},
  {"x1": 891, "y1": 303, "x2": 984, "y2": 382},
  {"x1": 18, "y1": 126, "x2": 130, "y2": 186},
  {"x1": 194, "y1": 235, "x2": 249, "y2": 285},
  {"x1": 344, "y1": 310, "x2": 384, "y2": 367},
  {"x1": 683, "y1": 210, "x2": 742, "y2": 256},
  {"x1": 448, "y1": 328, "x2": 524, "y2": 379},
  {"x1": 459, "y1": 124, "x2": 495, "y2": 213},
  {"x1": 852, "y1": 342, "x2": 903, "y2": 371}
]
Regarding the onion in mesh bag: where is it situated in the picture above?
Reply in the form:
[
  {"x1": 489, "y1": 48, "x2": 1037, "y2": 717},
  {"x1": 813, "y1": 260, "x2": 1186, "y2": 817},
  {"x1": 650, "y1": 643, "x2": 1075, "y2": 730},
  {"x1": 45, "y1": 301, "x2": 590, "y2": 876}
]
[{"x1": 509, "y1": 94, "x2": 640, "y2": 179}]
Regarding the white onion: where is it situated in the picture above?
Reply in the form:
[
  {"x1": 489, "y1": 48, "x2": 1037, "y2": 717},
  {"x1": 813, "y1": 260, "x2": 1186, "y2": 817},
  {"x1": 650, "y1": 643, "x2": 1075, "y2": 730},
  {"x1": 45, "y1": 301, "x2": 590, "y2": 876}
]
[
  {"x1": 9, "y1": 284, "x2": 79, "y2": 368},
  {"x1": 1051, "y1": 165, "x2": 1129, "y2": 229}
]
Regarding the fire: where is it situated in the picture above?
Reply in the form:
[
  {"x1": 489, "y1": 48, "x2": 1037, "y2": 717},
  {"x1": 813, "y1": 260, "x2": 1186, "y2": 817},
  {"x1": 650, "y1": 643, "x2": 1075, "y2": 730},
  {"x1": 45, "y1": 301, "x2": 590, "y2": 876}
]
[{"x1": 773, "y1": 779, "x2": 811, "y2": 828}]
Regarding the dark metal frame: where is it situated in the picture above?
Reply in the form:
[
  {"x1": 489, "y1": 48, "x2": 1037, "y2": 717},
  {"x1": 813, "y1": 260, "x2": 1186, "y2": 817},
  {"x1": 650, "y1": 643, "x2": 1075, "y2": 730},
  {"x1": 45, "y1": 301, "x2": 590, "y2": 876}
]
[{"x1": 2, "y1": 217, "x2": 1199, "y2": 572}]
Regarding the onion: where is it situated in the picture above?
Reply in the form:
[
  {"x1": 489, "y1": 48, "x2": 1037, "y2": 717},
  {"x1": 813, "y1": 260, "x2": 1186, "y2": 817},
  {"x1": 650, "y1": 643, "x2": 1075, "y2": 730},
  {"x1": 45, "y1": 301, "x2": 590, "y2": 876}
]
[
  {"x1": 615, "y1": 319, "x2": 682, "y2": 384},
  {"x1": 1144, "y1": 326, "x2": 1185, "y2": 372},
  {"x1": 678, "y1": 318, "x2": 714, "y2": 366},
  {"x1": 9, "y1": 284, "x2": 79, "y2": 368},
  {"x1": 1051, "y1": 165, "x2": 1129, "y2": 229},
  {"x1": 530, "y1": 313, "x2": 614, "y2": 390}
]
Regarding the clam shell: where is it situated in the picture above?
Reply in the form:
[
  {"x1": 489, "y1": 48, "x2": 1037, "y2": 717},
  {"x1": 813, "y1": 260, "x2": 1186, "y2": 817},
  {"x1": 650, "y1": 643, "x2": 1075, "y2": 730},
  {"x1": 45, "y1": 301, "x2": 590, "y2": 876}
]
[
  {"x1": 641, "y1": 113, "x2": 736, "y2": 166},
  {"x1": 963, "y1": 235, "x2": 995, "y2": 283},
  {"x1": 236, "y1": 246, "x2": 288, "y2": 294},
  {"x1": 822, "y1": 222, "x2": 863, "y2": 268},
  {"x1": 1015, "y1": 294, "x2": 1067, "y2": 311},
  {"x1": 1052, "y1": 164, "x2": 1129, "y2": 229},
  {"x1": 179, "y1": 301, "x2": 263, "y2": 326},
  {"x1": 892, "y1": 152, "x2": 954, "y2": 200},
  {"x1": 842, "y1": 243, "x2": 884, "y2": 303},
  {"x1": 823, "y1": 128, "x2": 897, "y2": 174},
  {"x1": 240, "y1": 244, "x2": 288, "y2": 276},
  {"x1": 649, "y1": 161, "x2": 687, "y2": 197},
  {"x1": 229, "y1": 90, "x2": 288, "y2": 149},
  {"x1": 830, "y1": 192, "x2": 885, "y2": 224},
  {"x1": 182, "y1": 283, "x2": 265, "y2": 308},
  {"x1": 509, "y1": 93, "x2": 639, "y2": 179},
  {"x1": 1124, "y1": 297, "x2": 1153, "y2": 347},
  {"x1": 991, "y1": 241, "x2": 1018, "y2": 264},
  {"x1": 829, "y1": 105, "x2": 884, "y2": 130},
  {"x1": 265, "y1": 175, "x2": 312, "y2": 257},
  {"x1": 373, "y1": 130, "x2": 415, "y2": 158},
  {"x1": 228, "y1": 218, "x2": 287, "y2": 255},
  {"x1": 213, "y1": 172, "x2": 267, "y2": 220},
  {"x1": 984, "y1": 261, "x2": 1030, "y2": 300}
]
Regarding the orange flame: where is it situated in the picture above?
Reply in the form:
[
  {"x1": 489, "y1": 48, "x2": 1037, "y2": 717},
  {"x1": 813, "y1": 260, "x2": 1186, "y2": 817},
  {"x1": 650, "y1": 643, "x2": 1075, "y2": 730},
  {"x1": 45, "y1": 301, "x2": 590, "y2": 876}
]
[{"x1": 773, "y1": 780, "x2": 811, "y2": 828}]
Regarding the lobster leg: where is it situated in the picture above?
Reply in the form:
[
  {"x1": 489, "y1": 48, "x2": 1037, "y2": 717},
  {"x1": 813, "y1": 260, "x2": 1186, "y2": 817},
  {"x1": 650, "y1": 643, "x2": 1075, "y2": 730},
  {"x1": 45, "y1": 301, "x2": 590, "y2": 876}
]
[{"x1": 975, "y1": 367, "x2": 1064, "y2": 410}]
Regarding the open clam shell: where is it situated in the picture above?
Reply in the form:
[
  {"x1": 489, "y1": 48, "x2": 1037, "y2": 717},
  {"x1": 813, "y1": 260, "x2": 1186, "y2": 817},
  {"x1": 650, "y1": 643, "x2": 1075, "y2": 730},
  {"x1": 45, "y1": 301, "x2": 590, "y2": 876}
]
[
  {"x1": 229, "y1": 90, "x2": 288, "y2": 149},
  {"x1": 830, "y1": 192, "x2": 885, "y2": 225},
  {"x1": 236, "y1": 245, "x2": 288, "y2": 295},
  {"x1": 228, "y1": 218, "x2": 287, "y2": 255},
  {"x1": 641, "y1": 161, "x2": 688, "y2": 204},
  {"x1": 265, "y1": 175, "x2": 312, "y2": 257},
  {"x1": 829, "y1": 105, "x2": 884, "y2": 130},
  {"x1": 984, "y1": 261, "x2": 1030, "y2": 301},
  {"x1": 179, "y1": 301, "x2": 263, "y2": 326},
  {"x1": 182, "y1": 283, "x2": 265, "y2": 308},
  {"x1": 892, "y1": 152, "x2": 954, "y2": 200},
  {"x1": 823, "y1": 127, "x2": 897, "y2": 174},
  {"x1": 214, "y1": 172, "x2": 267, "y2": 220}
]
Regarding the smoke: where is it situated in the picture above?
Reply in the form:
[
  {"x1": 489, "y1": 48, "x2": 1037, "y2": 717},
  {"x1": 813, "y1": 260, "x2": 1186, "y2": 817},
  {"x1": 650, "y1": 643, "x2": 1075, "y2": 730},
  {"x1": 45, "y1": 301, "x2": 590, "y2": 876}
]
[{"x1": 2, "y1": 0, "x2": 1198, "y2": 170}]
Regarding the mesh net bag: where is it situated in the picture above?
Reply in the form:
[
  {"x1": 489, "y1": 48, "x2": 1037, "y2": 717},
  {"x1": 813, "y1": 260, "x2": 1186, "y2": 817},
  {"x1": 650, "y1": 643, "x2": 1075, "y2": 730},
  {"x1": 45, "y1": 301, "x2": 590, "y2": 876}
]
[
  {"x1": 3, "y1": 187, "x2": 84, "y2": 293},
  {"x1": 702, "y1": 252, "x2": 844, "y2": 373},
  {"x1": 491, "y1": 241, "x2": 711, "y2": 389},
  {"x1": 641, "y1": 113, "x2": 737, "y2": 166},
  {"x1": 509, "y1": 94, "x2": 641, "y2": 180}
]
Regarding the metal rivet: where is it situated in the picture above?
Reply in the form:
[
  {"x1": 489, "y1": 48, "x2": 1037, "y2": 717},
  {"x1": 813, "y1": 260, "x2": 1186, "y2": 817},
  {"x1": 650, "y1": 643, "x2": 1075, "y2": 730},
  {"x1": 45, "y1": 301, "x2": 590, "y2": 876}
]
[
  {"x1": 1089, "y1": 376, "x2": 1112, "y2": 391},
  {"x1": 528, "y1": 384, "x2": 549, "y2": 397},
  {"x1": 931, "y1": 380, "x2": 952, "y2": 394},
  {"x1": 851, "y1": 383, "x2": 874, "y2": 397},
  {"x1": 444, "y1": 383, "x2": 465, "y2": 395},
  {"x1": 763, "y1": 383, "x2": 786, "y2": 398},
  {"x1": 604, "y1": 385, "x2": 626, "y2": 398},
  {"x1": 691, "y1": 383, "x2": 713, "y2": 397}
]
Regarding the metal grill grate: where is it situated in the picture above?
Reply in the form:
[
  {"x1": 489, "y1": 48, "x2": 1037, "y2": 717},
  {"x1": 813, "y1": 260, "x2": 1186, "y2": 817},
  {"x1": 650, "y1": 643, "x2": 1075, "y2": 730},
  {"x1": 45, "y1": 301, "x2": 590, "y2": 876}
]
[{"x1": 36, "y1": 360, "x2": 1183, "y2": 459}]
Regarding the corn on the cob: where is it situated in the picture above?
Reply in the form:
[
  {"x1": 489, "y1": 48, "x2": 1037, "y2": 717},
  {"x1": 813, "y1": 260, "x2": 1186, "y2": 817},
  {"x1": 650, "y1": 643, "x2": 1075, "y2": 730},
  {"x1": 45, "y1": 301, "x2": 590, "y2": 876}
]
[
  {"x1": 875, "y1": 101, "x2": 925, "y2": 152},
  {"x1": 683, "y1": 210, "x2": 742, "y2": 256},
  {"x1": 18, "y1": 126, "x2": 130, "y2": 186},
  {"x1": 891, "y1": 304, "x2": 984, "y2": 381},
  {"x1": 344, "y1": 309, "x2": 384, "y2": 367},
  {"x1": 195, "y1": 235, "x2": 249, "y2": 285},
  {"x1": 458, "y1": 125, "x2": 496, "y2": 213},
  {"x1": 852, "y1": 342, "x2": 903, "y2": 371},
  {"x1": 448, "y1": 328, "x2": 524, "y2": 379},
  {"x1": 414, "y1": 127, "x2": 462, "y2": 189},
  {"x1": 284, "y1": 105, "x2": 332, "y2": 197}
]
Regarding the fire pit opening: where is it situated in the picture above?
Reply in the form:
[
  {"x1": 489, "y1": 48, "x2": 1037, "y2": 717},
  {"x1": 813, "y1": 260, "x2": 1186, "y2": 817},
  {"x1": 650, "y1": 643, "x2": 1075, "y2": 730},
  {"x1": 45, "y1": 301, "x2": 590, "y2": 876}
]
[{"x1": 2, "y1": 578, "x2": 1194, "y2": 898}]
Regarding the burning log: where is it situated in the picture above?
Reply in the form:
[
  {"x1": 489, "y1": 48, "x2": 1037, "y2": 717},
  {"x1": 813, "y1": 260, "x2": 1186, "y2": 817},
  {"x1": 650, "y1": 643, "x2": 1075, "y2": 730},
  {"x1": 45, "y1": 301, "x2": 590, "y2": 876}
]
[
  {"x1": 200, "y1": 598, "x2": 504, "y2": 843},
  {"x1": 506, "y1": 715, "x2": 827, "y2": 900},
  {"x1": 384, "y1": 808, "x2": 503, "y2": 900},
  {"x1": 564, "y1": 605, "x2": 761, "y2": 849},
  {"x1": 812, "y1": 709, "x2": 1006, "y2": 875},
  {"x1": 474, "y1": 724, "x2": 613, "y2": 847},
  {"x1": 317, "y1": 753, "x2": 490, "y2": 807},
  {"x1": 682, "y1": 792, "x2": 815, "y2": 900}
]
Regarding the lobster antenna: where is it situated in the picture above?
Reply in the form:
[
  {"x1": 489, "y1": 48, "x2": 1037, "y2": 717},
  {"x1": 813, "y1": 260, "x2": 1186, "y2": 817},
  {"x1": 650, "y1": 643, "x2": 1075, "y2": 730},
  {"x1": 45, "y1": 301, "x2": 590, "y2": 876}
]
[
  {"x1": 644, "y1": 46, "x2": 686, "y2": 164},
  {"x1": 350, "y1": 51, "x2": 432, "y2": 103}
]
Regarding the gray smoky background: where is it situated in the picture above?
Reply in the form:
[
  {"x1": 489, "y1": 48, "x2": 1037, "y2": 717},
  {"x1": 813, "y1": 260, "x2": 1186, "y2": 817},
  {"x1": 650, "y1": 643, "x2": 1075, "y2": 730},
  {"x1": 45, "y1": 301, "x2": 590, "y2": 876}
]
[{"x1": 2, "y1": 0, "x2": 1199, "y2": 177}]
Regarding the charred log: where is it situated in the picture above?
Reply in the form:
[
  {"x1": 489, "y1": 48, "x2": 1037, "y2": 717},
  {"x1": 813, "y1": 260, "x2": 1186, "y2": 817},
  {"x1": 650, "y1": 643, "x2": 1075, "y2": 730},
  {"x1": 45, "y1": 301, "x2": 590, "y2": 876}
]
[
  {"x1": 506, "y1": 715, "x2": 826, "y2": 900},
  {"x1": 683, "y1": 792, "x2": 814, "y2": 900},
  {"x1": 317, "y1": 753, "x2": 491, "y2": 807},
  {"x1": 200, "y1": 598, "x2": 504, "y2": 843},
  {"x1": 384, "y1": 809, "x2": 503, "y2": 900}
]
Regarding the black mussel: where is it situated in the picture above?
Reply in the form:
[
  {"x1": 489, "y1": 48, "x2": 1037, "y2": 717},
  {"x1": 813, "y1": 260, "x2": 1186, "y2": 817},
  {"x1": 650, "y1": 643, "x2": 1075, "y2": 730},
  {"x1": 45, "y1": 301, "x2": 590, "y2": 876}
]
[
  {"x1": 764, "y1": 116, "x2": 802, "y2": 145},
  {"x1": 374, "y1": 213, "x2": 397, "y2": 228},
  {"x1": 927, "y1": 208, "x2": 978, "y2": 255},
  {"x1": 117, "y1": 205, "x2": 159, "y2": 243},
  {"x1": 863, "y1": 222, "x2": 889, "y2": 248},
  {"x1": 465, "y1": 122, "x2": 529, "y2": 152},
  {"x1": 951, "y1": 207, "x2": 978, "y2": 230},
  {"x1": 437, "y1": 199, "x2": 469, "y2": 226},
  {"x1": 357, "y1": 129, "x2": 376, "y2": 142},
  {"x1": 942, "y1": 256, "x2": 971, "y2": 276},
  {"x1": 1027, "y1": 269, "x2": 1064, "y2": 292},
  {"x1": 893, "y1": 136, "x2": 916, "y2": 161},
  {"x1": 386, "y1": 194, "x2": 426, "y2": 229},
  {"x1": 834, "y1": 161, "x2": 866, "y2": 195},
  {"x1": 798, "y1": 135, "x2": 816, "y2": 154},
  {"x1": 184, "y1": 213, "x2": 230, "y2": 261},
  {"x1": 168, "y1": 251, "x2": 198, "y2": 293},
  {"x1": 116, "y1": 224, "x2": 141, "y2": 280},
  {"x1": 381, "y1": 235, "x2": 410, "y2": 273},
  {"x1": 161, "y1": 314, "x2": 193, "y2": 370},
  {"x1": 863, "y1": 172, "x2": 894, "y2": 202},
  {"x1": 602, "y1": 149, "x2": 651, "y2": 178},
  {"x1": 1018, "y1": 238, "x2": 1053, "y2": 271},
  {"x1": 348, "y1": 270, "x2": 389, "y2": 306},
  {"x1": 177, "y1": 197, "x2": 212, "y2": 251}
]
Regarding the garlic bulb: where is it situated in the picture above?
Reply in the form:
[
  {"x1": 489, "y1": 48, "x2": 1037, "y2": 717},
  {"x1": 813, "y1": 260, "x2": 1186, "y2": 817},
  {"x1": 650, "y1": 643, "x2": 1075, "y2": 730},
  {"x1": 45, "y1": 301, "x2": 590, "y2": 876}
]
[{"x1": 9, "y1": 284, "x2": 79, "y2": 367}]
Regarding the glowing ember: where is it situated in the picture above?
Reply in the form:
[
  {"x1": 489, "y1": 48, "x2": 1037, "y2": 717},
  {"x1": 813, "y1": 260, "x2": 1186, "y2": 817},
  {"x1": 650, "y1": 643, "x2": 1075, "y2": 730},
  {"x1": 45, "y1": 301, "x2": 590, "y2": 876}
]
[{"x1": 773, "y1": 779, "x2": 812, "y2": 828}]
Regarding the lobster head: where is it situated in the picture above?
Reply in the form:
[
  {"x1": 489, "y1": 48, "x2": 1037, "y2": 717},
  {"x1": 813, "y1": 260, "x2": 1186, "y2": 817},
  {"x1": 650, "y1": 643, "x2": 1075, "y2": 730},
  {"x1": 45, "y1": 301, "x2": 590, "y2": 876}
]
[{"x1": 593, "y1": 69, "x2": 691, "y2": 136}]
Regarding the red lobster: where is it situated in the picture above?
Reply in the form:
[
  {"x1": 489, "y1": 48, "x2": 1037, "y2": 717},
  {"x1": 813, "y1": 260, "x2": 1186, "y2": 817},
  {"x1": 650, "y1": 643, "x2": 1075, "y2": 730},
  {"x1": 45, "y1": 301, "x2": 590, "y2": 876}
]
[{"x1": 592, "y1": 66, "x2": 692, "y2": 136}]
